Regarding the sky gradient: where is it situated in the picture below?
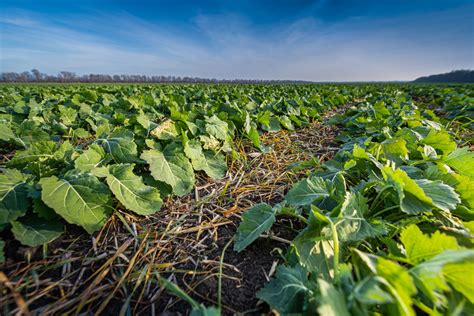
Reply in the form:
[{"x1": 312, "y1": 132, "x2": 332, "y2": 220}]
[{"x1": 1, "y1": 0, "x2": 473, "y2": 81}]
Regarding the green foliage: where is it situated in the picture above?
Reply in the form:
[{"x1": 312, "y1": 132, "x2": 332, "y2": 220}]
[
  {"x1": 103, "y1": 164, "x2": 163, "y2": 215},
  {"x1": 0, "y1": 84, "x2": 333, "y2": 249},
  {"x1": 0, "y1": 83, "x2": 472, "y2": 313},
  {"x1": 235, "y1": 85, "x2": 474, "y2": 315},
  {"x1": 39, "y1": 174, "x2": 113, "y2": 234},
  {"x1": 233, "y1": 203, "x2": 276, "y2": 252},
  {"x1": 11, "y1": 215, "x2": 63, "y2": 246}
]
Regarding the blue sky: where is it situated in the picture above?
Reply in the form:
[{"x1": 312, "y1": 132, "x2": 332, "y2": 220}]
[{"x1": 0, "y1": 0, "x2": 473, "y2": 81}]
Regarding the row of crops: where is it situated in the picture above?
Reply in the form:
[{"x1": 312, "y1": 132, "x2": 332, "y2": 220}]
[
  {"x1": 1, "y1": 83, "x2": 473, "y2": 315},
  {"x1": 0, "y1": 84, "x2": 349, "y2": 254},
  {"x1": 233, "y1": 86, "x2": 474, "y2": 315}
]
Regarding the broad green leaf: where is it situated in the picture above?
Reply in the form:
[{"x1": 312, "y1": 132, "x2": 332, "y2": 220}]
[
  {"x1": 99, "y1": 128, "x2": 137, "y2": 163},
  {"x1": 293, "y1": 234, "x2": 334, "y2": 277},
  {"x1": 40, "y1": 174, "x2": 113, "y2": 233},
  {"x1": 75, "y1": 144, "x2": 107, "y2": 172},
  {"x1": 382, "y1": 166, "x2": 433, "y2": 214},
  {"x1": 422, "y1": 129, "x2": 457, "y2": 155},
  {"x1": 32, "y1": 198, "x2": 58, "y2": 220},
  {"x1": 317, "y1": 278, "x2": 350, "y2": 316},
  {"x1": 443, "y1": 148, "x2": 474, "y2": 178},
  {"x1": 105, "y1": 164, "x2": 162, "y2": 215},
  {"x1": 0, "y1": 169, "x2": 30, "y2": 224},
  {"x1": 382, "y1": 139, "x2": 409, "y2": 160},
  {"x1": 285, "y1": 176, "x2": 331, "y2": 206},
  {"x1": 184, "y1": 140, "x2": 226, "y2": 179},
  {"x1": 453, "y1": 174, "x2": 474, "y2": 208},
  {"x1": 400, "y1": 225, "x2": 460, "y2": 264},
  {"x1": 278, "y1": 115, "x2": 295, "y2": 130},
  {"x1": 199, "y1": 135, "x2": 220, "y2": 150},
  {"x1": 356, "y1": 250, "x2": 416, "y2": 316},
  {"x1": 205, "y1": 115, "x2": 228, "y2": 140},
  {"x1": 234, "y1": 203, "x2": 276, "y2": 252},
  {"x1": 256, "y1": 265, "x2": 311, "y2": 314},
  {"x1": 415, "y1": 179, "x2": 460, "y2": 212},
  {"x1": 337, "y1": 192, "x2": 386, "y2": 242},
  {"x1": 353, "y1": 276, "x2": 394, "y2": 305},
  {"x1": 150, "y1": 119, "x2": 178, "y2": 140},
  {"x1": 7, "y1": 141, "x2": 57, "y2": 167},
  {"x1": 0, "y1": 124, "x2": 16, "y2": 142},
  {"x1": 11, "y1": 215, "x2": 63, "y2": 247},
  {"x1": 293, "y1": 208, "x2": 334, "y2": 276},
  {"x1": 141, "y1": 145, "x2": 195, "y2": 196},
  {"x1": 443, "y1": 260, "x2": 474, "y2": 303},
  {"x1": 59, "y1": 106, "x2": 78, "y2": 126},
  {"x1": 410, "y1": 250, "x2": 474, "y2": 305}
]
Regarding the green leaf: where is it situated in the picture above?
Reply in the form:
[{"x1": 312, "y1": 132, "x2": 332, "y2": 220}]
[
  {"x1": 422, "y1": 129, "x2": 457, "y2": 155},
  {"x1": 99, "y1": 128, "x2": 137, "y2": 163},
  {"x1": 382, "y1": 166, "x2": 433, "y2": 214},
  {"x1": 40, "y1": 174, "x2": 113, "y2": 233},
  {"x1": 410, "y1": 250, "x2": 474, "y2": 305},
  {"x1": 285, "y1": 176, "x2": 331, "y2": 206},
  {"x1": 141, "y1": 144, "x2": 195, "y2": 196},
  {"x1": 105, "y1": 164, "x2": 162, "y2": 215},
  {"x1": 292, "y1": 208, "x2": 334, "y2": 276},
  {"x1": 234, "y1": 203, "x2": 275, "y2": 252},
  {"x1": 75, "y1": 144, "x2": 107, "y2": 172},
  {"x1": 256, "y1": 265, "x2": 311, "y2": 314},
  {"x1": 11, "y1": 215, "x2": 63, "y2": 247},
  {"x1": 353, "y1": 276, "x2": 394, "y2": 305},
  {"x1": 59, "y1": 106, "x2": 78, "y2": 126},
  {"x1": 33, "y1": 198, "x2": 58, "y2": 220},
  {"x1": 0, "y1": 169, "x2": 30, "y2": 224},
  {"x1": 150, "y1": 119, "x2": 178, "y2": 140},
  {"x1": 356, "y1": 250, "x2": 416, "y2": 316},
  {"x1": 205, "y1": 115, "x2": 228, "y2": 140},
  {"x1": 400, "y1": 225, "x2": 460, "y2": 264},
  {"x1": 317, "y1": 278, "x2": 350, "y2": 316},
  {"x1": 382, "y1": 138, "x2": 409, "y2": 160},
  {"x1": 415, "y1": 179, "x2": 460, "y2": 212},
  {"x1": 337, "y1": 192, "x2": 386, "y2": 242},
  {"x1": 443, "y1": 147, "x2": 474, "y2": 179},
  {"x1": 453, "y1": 174, "x2": 474, "y2": 208},
  {"x1": 0, "y1": 124, "x2": 16, "y2": 142},
  {"x1": 7, "y1": 141, "x2": 57, "y2": 167},
  {"x1": 184, "y1": 140, "x2": 227, "y2": 179},
  {"x1": 443, "y1": 260, "x2": 474, "y2": 303}
]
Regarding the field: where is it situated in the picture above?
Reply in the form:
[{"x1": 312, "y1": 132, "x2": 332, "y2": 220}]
[{"x1": 0, "y1": 83, "x2": 473, "y2": 315}]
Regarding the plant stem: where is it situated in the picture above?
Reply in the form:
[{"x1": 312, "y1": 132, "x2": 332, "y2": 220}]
[
  {"x1": 330, "y1": 221, "x2": 340, "y2": 284},
  {"x1": 218, "y1": 238, "x2": 233, "y2": 310},
  {"x1": 279, "y1": 210, "x2": 308, "y2": 224}
]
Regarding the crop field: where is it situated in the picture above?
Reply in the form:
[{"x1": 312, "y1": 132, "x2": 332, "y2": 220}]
[{"x1": 0, "y1": 83, "x2": 473, "y2": 315}]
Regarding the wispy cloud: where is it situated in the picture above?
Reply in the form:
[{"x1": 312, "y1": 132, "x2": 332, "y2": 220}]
[{"x1": 0, "y1": 4, "x2": 472, "y2": 80}]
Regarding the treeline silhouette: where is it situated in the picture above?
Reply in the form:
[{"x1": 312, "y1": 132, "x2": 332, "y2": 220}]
[
  {"x1": 0, "y1": 69, "x2": 313, "y2": 84},
  {"x1": 413, "y1": 70, "x2": 474, "y2": 83}
]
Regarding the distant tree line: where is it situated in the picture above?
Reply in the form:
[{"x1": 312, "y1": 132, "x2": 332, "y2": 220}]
[
  {"x1": 0, "y1": 69, "x2": 313, "y2": 84},
  {"x1": 413, "y1": 70, "x2": 474, "y2": 83}
]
